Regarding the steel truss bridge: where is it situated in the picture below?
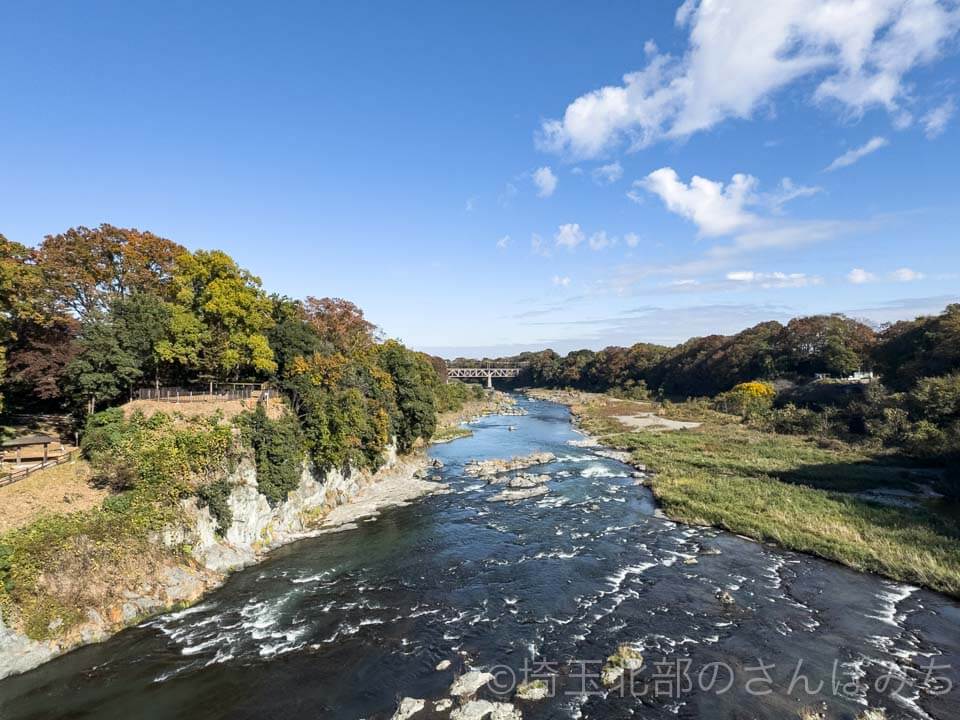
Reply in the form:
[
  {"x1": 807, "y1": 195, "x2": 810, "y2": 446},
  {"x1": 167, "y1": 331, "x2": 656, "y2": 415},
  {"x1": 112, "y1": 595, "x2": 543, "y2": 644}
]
[{"x1": 446, "y1": 366, "x2": 522, "y2": 388}]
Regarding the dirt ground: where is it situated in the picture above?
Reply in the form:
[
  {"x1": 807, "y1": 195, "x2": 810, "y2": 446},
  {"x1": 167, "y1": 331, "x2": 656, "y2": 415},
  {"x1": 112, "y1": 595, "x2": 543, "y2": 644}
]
[
  {"x1": 0, "y1": 459, "x2": 105, "y2": 534},
  {"x1": 123, "y1": 395, "x2": 287, "y2": 421},
  {"x1": 611, "y1": 413, "x2": 701, "y2": 430}
]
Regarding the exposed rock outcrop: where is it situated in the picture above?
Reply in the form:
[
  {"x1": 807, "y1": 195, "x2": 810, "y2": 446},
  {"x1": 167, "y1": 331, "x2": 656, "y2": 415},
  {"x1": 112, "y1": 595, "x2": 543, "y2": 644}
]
[
  {"x1": 391, "y1": 697, "x2": 425, "y2": 720},
  {"x1": 450, "y1": 700, "x2": 522, "y2": 720},
  {"x1": 449, "y1": 670, "x2": 495, "y2": 698},
  {"x1": 464, "y1": 452, "x2": 555, "y2": 478}
]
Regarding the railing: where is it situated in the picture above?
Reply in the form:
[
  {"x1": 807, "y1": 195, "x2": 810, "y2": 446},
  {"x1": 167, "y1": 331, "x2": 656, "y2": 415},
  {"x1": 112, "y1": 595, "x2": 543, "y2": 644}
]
[
  {"x1": 136, "y1": 385, "x2": 268, "y2": 403},
  {"x1": 0, "y1": 448, "x2": 79, "y2": 488}
]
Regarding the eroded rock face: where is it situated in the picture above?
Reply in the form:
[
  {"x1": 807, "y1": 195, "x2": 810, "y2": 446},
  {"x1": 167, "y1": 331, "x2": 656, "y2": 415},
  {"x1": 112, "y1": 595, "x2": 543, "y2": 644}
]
[{"x1": 0, "y1": 440, "x2": 428, "y2": 681}]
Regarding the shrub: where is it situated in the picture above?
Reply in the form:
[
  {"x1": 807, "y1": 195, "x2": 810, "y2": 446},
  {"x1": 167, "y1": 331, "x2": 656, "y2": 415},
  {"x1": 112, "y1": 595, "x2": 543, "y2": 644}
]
[
  {"x1": 196, "y1": 479, "x2": 234, "y2": 535},
  {"x1": 237, "y1": 405, "x2": 305, "y2": 506},
  {"x1": 715, "y1": 381, "x2": 776, "y2": 419}
]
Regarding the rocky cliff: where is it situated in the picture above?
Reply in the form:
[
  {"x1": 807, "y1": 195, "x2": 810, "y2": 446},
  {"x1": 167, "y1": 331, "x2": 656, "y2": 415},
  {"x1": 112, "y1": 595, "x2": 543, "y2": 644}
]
[{"x1": 0, "y1": 443, "x2": 428, "y2": 679}]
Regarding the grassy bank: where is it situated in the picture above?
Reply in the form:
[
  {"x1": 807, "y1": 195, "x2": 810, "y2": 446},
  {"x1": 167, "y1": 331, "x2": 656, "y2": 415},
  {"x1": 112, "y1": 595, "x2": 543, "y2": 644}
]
[{"x1": 547, "y1": 390, "x2": 960, "y2": 598}]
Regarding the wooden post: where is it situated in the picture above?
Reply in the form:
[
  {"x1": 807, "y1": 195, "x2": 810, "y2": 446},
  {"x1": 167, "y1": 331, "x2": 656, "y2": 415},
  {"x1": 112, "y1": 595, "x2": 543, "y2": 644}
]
[{"x1": 43, "y1": 442, "x2": 48, "y2": 463}]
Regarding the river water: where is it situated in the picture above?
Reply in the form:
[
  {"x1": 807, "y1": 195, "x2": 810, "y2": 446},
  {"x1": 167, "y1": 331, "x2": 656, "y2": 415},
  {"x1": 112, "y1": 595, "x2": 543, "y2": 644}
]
[{"x1": 1, "y1": 398, "x2": 958, "y2": 719}]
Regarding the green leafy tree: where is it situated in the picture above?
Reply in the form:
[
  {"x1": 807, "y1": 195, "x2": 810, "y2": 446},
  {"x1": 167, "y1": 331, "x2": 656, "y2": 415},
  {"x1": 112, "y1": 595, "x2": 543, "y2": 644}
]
[
  {"x1": 111, "y1": 293, "x2": 172, "y2": 388},
  {"x1": 64, "y1": 314, "x2": 143, "y2": 414},
  {"x1": 267, "y1": 295, "x2": 325, "y2": 377},
  {"x1": 162, "y1": 250, "x2": 276, "y2": 380},
  {"x1": 378, "y1": 340, "x2": 439, "y2": 451}
]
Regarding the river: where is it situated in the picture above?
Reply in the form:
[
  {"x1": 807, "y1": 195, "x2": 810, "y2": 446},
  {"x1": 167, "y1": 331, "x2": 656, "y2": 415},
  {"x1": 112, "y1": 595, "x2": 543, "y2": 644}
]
[{"x1": 1, "y1": 397, "x2": 957, "y2": 719}]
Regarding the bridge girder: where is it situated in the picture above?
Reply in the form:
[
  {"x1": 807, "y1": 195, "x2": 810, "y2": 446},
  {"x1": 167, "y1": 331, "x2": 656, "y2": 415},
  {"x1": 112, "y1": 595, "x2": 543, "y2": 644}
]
[{"x1": 446, "y1": 367, "x2": 521, "y2": 389}]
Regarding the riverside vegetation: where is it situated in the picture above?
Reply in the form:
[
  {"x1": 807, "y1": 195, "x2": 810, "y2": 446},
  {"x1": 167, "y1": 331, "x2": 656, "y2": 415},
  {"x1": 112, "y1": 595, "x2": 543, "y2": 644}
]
[
  {"x1": 540, "y1": 389, "x2": 960, "y2": 597},
  {"x1": 0, "y1": 224, "x2": 488, "y2": 642}
]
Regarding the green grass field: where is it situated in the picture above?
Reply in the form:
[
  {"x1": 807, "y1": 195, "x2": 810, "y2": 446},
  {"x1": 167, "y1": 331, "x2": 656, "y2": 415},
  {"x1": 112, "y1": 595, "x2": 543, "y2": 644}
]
[{"x1": 575, "y1": 398, "x2": 960, "y2": 597}]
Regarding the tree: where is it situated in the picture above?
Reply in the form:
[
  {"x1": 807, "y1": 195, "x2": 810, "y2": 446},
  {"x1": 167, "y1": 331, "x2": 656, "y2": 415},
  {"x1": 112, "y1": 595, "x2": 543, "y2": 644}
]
[
  {"x1": 1, "y1": 234, "x2": 43, "y2": 411},
  {"x1": 162, "y1": 250, "x2": 276, "y2": 380},
  {"x1": 776, "y1": 315, "x2": 875, "y2": 378},
  {"x1": 35, "y1": 224, "x2": 183, "y2": 319},
  {"x1": 267, "y1": 296, "x2": 325, "y2": 377},
  {"x1": 873, "y1": 305, "x2": 960, "y2": 390},
  {"x1": 64, "y1": 314, "x2": 143, "y2": 414},
  {"x1": 4, "y1": 316, "x2": 80, "y2": 407},
  {"x1": 303, "y1": 297, "x2": 377, "y2": 354},
  {"x1": 111, "y1": 293, "x2": 172, "y2": 388},
  {"x1": 378, "y1": 340, "x2": 439, "y2": 451}
]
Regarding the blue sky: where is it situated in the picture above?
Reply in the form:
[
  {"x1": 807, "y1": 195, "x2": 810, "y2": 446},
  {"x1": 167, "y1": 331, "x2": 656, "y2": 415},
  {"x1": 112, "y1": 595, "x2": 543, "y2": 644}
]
[{"x1": 1, "y1": 1, "x2": 958, "y2": 357}]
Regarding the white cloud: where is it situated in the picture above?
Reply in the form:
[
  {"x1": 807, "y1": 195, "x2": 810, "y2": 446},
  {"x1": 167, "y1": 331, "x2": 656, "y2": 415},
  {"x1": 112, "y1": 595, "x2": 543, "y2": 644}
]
[
  {"x1": 537, "y1": 1, "x2": 960, "y2": 158},
  {"x1": 552, "y1": 275, "x2": 571, "y2": 287},
  {"x1": 639, "y1": 167, "x2": 758, "y2": 236},
  {"x1": 496, "y1": 235, "x2": 510, "y2": 249},
  {"x1": 727, "y1": 270, "x2": 823, "y2": 288},
  {"x1": 498, "y1": 182, "x2": 518, "y2": 207},
  {"x1": 923, "y1": 98, "x2": 955, "y2": 138},
  {"x1": 531, "y1": 233, "x2": 550, "y2": 257},
  {"x1": 847, "y1": 267, "x2": 877, "y2": 284},
  {"x1": 890, "y1": 267, "x2": 925, "y2": 282},
  {"x1": 533, "y1": 166, "x2": 558, "y2": 197},
  {"x1": 588, "y1": 230, "x2": 614, "y2": 251},
  {"x1": 465, "y1": 196, "x2": 478, "y2": 212},
  {"x1": 592, "y1": 161, "x2": 624, "y2": 184},
  {"x1": 624, "y1": 232, "x2": 641, "y2": 248},
  {"x1": 766, "y1": 178, "x2": 822, "y2": 211},
  {"x1": 825, "y1": 136, "x2": 889, "y2": 171},
  {"x1": 554, "y1": 223, "x2": 585, "y2": 249}
]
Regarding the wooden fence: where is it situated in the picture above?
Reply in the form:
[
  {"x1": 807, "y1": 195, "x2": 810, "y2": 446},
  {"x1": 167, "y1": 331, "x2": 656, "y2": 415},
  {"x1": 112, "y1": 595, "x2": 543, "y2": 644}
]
[
  {"x1": 135, "y1": 385, "x2": 268, "y2": 403},
  {"x1": 0, "y1": 448, "x2": 79, "y2": 488}
]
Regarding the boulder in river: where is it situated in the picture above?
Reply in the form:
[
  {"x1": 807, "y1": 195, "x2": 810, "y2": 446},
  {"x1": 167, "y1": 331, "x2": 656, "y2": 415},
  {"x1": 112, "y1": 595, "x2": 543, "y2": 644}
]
[
  {"x1": 436, "y1": 659, "x2": 452, "y2": 671},
  {"x1": 515, "y1": 679, "x2": 549, "y2": 701},
  {"x1": 391, "y1": 697, "x2": 425, "y2": 720},
  {"x1": 506, "y1": 473, "x2": 550, "y2": 489},
  {"x1": 601, "y1": 644, "x2": 644, "y2": 687},
  {"x1": 464, "y1": 452, "x2": 555, "y2": 478},
  {"x1": 488, "y1": 486, "x2": 549, "y2": 503},
  {"x1": 716, "y1": 589, "x2": 735, "y2": 607},
  {"x1": 449, "y1": 670, "x2": 494, "y2": 698},
  {"x1": 450, "y1": 700, "x2": 522, "y2": 720}
]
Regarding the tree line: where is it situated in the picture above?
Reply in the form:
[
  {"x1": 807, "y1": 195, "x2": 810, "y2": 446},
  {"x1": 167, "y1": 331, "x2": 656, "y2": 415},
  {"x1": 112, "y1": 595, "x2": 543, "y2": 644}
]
[
  {"x1": 0, "y1": 224, "x2": 471, "y2": 471},
  {"x1": 470, "y1": 306, "x2": 960, "y2": 466}
]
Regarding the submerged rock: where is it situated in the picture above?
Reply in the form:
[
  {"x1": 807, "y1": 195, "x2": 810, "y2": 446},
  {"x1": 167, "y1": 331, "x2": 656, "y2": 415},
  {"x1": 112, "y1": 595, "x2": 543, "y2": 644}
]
[
  {"x1": 391, "y1": 697, "x2": 425, "y2": 720},
  {"x1": 450, "y1": 700, "x2": 522, "y2": 720},
  {"x1": 716, "y1": 589, "x2": 735, "y2": 607},
  {"x1": 449, "y1": 670, "x2": 494, "y2": 698}
]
